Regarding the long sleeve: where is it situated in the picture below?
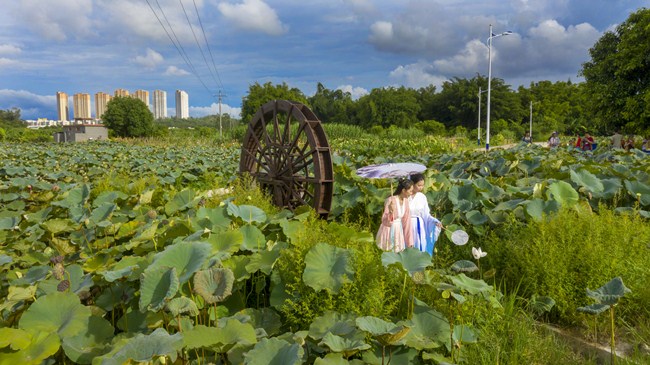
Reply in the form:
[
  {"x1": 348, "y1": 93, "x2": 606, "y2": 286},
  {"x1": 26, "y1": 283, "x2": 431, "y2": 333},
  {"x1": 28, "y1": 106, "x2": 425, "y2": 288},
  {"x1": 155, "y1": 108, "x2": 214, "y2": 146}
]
[
  {"x1": 381, "y1": 196, "x2": 394, "y2": 226},
  {"x1": 402, "y1": 201, "x2": 413, "y2": 248}
]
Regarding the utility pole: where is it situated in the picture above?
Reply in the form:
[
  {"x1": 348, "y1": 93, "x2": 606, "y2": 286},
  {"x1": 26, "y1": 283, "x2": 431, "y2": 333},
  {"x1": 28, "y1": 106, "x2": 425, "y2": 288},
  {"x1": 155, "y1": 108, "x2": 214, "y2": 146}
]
[{"x1": 215, "y1": 90, "x2": 227, "y2": 138}]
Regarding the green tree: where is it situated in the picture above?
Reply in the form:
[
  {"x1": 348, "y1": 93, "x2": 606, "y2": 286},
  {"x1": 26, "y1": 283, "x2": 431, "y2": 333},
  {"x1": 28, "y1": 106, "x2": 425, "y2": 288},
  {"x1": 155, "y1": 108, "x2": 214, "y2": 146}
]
[
  {"x1": 307, "y1": 83, "x2": 353, "y2": 124},
  {"x1": 350, "y1": 86, "x2": 420, "y2": 129},
  {"x1": 0, "y1": 108, "x2": 25, "y2": 128},
  {"x1": 241, "y1": 82, "x2": 309, "y2": 123},
  {"x1": 102, "y1": 97, "x2": 154, "y2": 137},
  {"x1": 581, "y1": 8, "x2": 650, "y2": 134}
]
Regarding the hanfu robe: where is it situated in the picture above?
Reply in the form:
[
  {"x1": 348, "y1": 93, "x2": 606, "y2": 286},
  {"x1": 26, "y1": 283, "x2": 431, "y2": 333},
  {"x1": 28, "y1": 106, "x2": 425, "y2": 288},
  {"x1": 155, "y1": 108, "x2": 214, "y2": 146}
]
[
  {"x1": 376, "y1": 195, "x2": 413, "y2": 252},
  {"x1": 409, "y1": 192, "x2": 441, "y2": 255}
]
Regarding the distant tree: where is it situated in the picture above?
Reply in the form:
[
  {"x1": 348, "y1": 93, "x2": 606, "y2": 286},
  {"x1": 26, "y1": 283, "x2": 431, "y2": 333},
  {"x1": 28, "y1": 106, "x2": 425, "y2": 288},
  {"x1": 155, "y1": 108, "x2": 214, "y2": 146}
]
[
  {"x1": 581, "y1": 8, "x2": 650, "y2": 134},
  {"x1": 102, "y1": 97, "x2": 154, "y2": 137},
  {"x1": 416, "y1": 84, "x2": 437, "y2": 121},
  {"x1": 241, "y1": 82, "x2": 309, "y2": 123},
  {"x1": 350, "y1": 86, "x2": 420, "y2": 129},
  {"x1": 308, "y1": 82, "x2": 353, "y2": 124},
  {"x1": 0, "y1": 108, "x2": 25, "y2": 128}
]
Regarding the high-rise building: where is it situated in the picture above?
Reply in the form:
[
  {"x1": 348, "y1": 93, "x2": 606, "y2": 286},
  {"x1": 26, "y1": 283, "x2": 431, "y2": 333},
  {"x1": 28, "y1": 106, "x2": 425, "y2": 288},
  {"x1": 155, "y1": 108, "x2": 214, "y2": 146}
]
[
  {"x1": 175, "y1": 90, "x2": 189, "y2": 119},
  {"x1": 153, "y1": 90, "x2": 167, "y2": 119},
  {"x1": 73, "y1": 93, "x2": 92, "y2": 121},
  {"x1": 114, "y1": 88, "x2": 129, "y2": 97},
  {"x1": 95, "y1": 92, "x2": 112, "y2": 120},
  {"x1": 56, "y1": 92, "x2": 69, "y2": 122},
  {"x1": 134, "y1": 89, "x2": 150, "y2": 108}
]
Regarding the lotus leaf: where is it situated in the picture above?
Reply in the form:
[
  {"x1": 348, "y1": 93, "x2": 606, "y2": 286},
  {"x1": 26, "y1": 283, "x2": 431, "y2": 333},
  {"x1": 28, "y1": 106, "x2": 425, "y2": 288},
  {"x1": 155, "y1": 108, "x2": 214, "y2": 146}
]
[
  {"x1": 355, "y1": 316, "x2": 411, "y2": 346},
  {"x1": 246, "y1": 249, "x2": 281, "y2": 275},
  {"x1": 624, "y1": 180, "x2": 650, "y2": 206},
  {"x1": 244, "y1": 337, "x2": 304, "y2": 365},
  {"x1": 164, "y1": 189, "x2": 199, "y2": 214},
  {"x1": 303, "y1": 243, "x2": 355, "y2": 294},
  {"x1": 309, "y1": 311, "x2": 358, "y2": 340},
  {"x1": 240, "y1": 224, "x2": 267, "y2": 252},
  {"x1": 465, "y1": 210, "x2": 488, "y2": 225},
  {"x1": 546, "y1": 181, "x2": 579, "y2": 207},
  {"x1": 94, "y1": 328, "x2": 183, "y2": 365},
  {"x1": 10, "y1": 265, "x2": 50, "y2": 286},
  {"x1": 207, "y1": 229, "x2": 244, "y2": 255},
  {"x1": 38, "y1": 264, "x2": 94, "y2": 296},
  {"x1": 448, "y1": 184, "x2": 478, "y2": 206},
  {"x1": 51, "y1": 183, "x2": 90, "y2": 209},
  {"x1": 403, "y1": 299, "x2": 450, "y2": 350},
  {"x1": 319, "y1": 332, "x2": 371, "y2": 357},
  {"x1": 0, "y1": 254, "x2": 13, "y2": 266},
  {"x1": 239, "y1": 307, "x2": 283, "y2": 337},
  {"x1": 447, "y1": 274, "x2": 493, "y2": 295},
  {"x1": 89, "y1": 203, "x2": 117, "y2": 225},
  {"x1": 222, "y1": 255, "x2": 253, "y2": 282},
  {"x1": 450, "y1": 260, "x2": 478, "y2": 273},
  {"x1": 452, "y1": 324, "x2": 477, "y2": 347},
  {"x1": 381, "y1": 247, "x2": 433, "y2": 276},
  {"x1": 193, "y1": 205, "x2": 231, "y2": 231},
  {"x1": 148, "y1": 241, "x2": 211, "y2": 282},
  {"x1": 279, "y1": 219, "x2": 308, "y2": 242},
  {"x1": 18, "y1": 291, "x2": 91, "y2": 339},
  {"x1": 584, "y1": 276, "x2": 631, "y2": 306},
  {"x1": 139, "y1": 266, "x2": 180, "y2": 312},
  {"x1": 0, "y1": 327, "x2": 31, "y2": 350},
  {"x1": 0, "y1": 215, "x2": 20, "y2": 231},
  {"x1": 0, "y1": 330, "x2": 60, "y2": 365},
  {"x1": 61, "y1": 315, "x2": 114, "y2": 364},
  {"x1": 193, "y1": 267, "x2": 234, "y2": 304},
  {"x1": 313, "y1": 353, "x2": 350, "y2": 365},
  {"x1": 100, "y1": 255, "x2": 148, "y2": 282},
  {"x1": 228, "y1": 203, "x2": 267, "y2": 224},
  {"x1": 361, "y1": 342, "x2": 421, "y2": 364},
  {"x1": 530, "y1": 295, "x2": 556, "y2": 316},
  {"x1": 166, "y1": 296, "x2": 200, "y2": 316},
  {"x1": 183, "y1": 320, "x2": 257, "y2": 352},
  {"x1": 92, "y1": 190, "x2": 128, "y2": 207},
  {"x1": 493, "y1": 199, "x2": 525, "y2": 212},
  {"x1": 570, "y1": 169, "x2": 604, "y2": 194}
]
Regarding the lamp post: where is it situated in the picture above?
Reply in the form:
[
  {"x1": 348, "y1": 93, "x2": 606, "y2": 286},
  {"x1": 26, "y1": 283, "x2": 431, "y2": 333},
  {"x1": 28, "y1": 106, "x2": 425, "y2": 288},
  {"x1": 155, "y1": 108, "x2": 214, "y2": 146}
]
[
  {"x1": 529, "y1": 101, "x2": 539, "y2": 141},
  {"x1": 486, "y1": 24, "x2": 512, "y2": 151},
  {"x1": 477, "y1": 87, "x2": 488, "y2": 146}
]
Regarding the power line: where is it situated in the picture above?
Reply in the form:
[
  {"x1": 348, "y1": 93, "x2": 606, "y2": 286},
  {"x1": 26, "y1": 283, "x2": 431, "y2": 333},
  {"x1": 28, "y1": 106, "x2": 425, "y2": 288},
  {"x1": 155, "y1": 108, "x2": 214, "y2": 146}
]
[
  {"x1": 144, "y1": 0, "x2": 214, "y2": 95},
  {"x1": 178, "y1": 0, "x2": 222, "y2": 91},
  {"x1": 192, "y1": 0, "x2": 224, "y2": 91}
]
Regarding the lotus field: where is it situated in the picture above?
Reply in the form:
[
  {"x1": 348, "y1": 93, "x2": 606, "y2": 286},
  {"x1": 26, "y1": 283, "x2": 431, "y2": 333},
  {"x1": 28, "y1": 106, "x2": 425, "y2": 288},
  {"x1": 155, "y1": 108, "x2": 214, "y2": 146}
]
[{"x1": 1, "y1": 139, "x2": 649, "y2": 364}]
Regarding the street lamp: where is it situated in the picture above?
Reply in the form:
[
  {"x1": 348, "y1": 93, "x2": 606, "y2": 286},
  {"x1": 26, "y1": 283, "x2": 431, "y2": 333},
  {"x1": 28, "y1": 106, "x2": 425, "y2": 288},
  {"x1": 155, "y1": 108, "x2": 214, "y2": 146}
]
[
  {"x1": 477, "y1": 87, "x2": 488, "y2": 146},
  {"x1": 486, "y1": 24, "x2": 512, "y2": 151}
]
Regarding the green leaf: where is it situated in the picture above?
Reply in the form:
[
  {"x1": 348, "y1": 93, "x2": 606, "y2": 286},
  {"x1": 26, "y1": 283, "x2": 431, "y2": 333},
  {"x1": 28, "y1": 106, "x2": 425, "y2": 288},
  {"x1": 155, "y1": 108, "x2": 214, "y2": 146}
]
[
  {"x1": 94, "y1": 328, "x2": 183, "y2": 365},
  {"x1": 319, "y1": 332, "x2": 371, "y2": 357},
  {"x1": 246, "y1": 249, "x2": 282, "y2": 275},
  {"x1": 584, "y1": 276, "x2": 631, "y2": 306},
  {"x1": 244, "y1": 337, "x2": 304, "y2": 365},
  {"x1": 450, "y1": 260, "x2": 478, "y2": 273},
  {"x1": 183, "y1": 320, "x2": 257, "y2": 352},
  {"x1": 239, "y1": 308, "x2": 283, "y2": 337},
  {"x1": 89, "y1": 203, "x2": 117, "y2": 224},
  {"x1": 52, "y1": 184, "x2": 90, "y2": 209},
  {"x1": 303, "y1": 243, "x2": 355, "y2": 294},
  {"x1": 92, "y1": 190, "x2": 128, "y2": 207},
  {"x1": 577, "y1": 303, "x2": 610, "y2": 315},
  {"x1": 61, "y1": 315, "x2": 114, "y2": 364},
  {"x1": 452, "y1": 324, "x2": 477, "y2": 345},
  {"x1": 381, "y1": 247, "x2": 433, "y2": 276},
  {"x1": 148, "y1": 241, "x2": 211, "y2": 283},
  {"x1": 139, "y1": 266, "x2": 180, "y2": 312},
  {"x1": 228, "y1": 203, "x2": 267, "y2": 224},
  {"x1": 309, "y1": 311, "x2": 358, "y2": 340},
  {"x1": 193, "y1": 267, "x2": 234, "y2": 304},
  {"x1": 448, "y1": 274, "x2": 493, "y2": 295},
  {"x1": 164, "y1": 189, "x2": 199, "y2": 215},
  {"x1": 355, "y1": 316, "x2": 411, "y2": 346},
  {"x1": 166, "y1": 297, "x2": 199, "y2": 317},
  {"x1": 314, "y1": 353, "x2": 351, "y2": 365},
  {"x1": 240, "y1": 224, "x2": 267, "y2": 252},
  {"x1": 403, "y1": 299, "x2": 449, "y2": 350},
  {"x1": 570, "y1": 169, "x2": 604, "y2": 193},
  {"x1": 0, "y1": 215, "x2": 21, "y2": 230},
  {"x1": 41, "y1": 218, "x2": 77, "y2": 234},
  {"x1": 194, "y1": 205, "x2": 231, "y2": 231},
  {"x1": 465, "y1": 210, "x2": 488, "y2": 225},
  {"x1": 0, "y1": 331, "x2": 60, "y2": 365},
  {"x1": 546, "y1": 181, "x2": 579, "y2": 207},
  {"x1": 18, "y1": 291, "x2": 91, "y2": 339},
  {"x1": 624, "y1": 180, "x2": 650, "y2": 205}
]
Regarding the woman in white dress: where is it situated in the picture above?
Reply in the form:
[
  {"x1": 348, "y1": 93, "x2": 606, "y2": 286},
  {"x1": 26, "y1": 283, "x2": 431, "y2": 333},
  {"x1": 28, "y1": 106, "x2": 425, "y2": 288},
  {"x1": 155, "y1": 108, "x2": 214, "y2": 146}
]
[
  {"x1": 409, "y1": 173, "x2": 443, "y2": 255},
  {"x1": 376, "y1": 178, "x2": 414, "y2": 252}
]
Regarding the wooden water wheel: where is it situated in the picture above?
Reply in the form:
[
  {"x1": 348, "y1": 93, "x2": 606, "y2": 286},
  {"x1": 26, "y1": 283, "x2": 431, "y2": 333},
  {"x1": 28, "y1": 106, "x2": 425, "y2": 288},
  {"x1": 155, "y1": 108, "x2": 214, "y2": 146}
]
[{"x1": 239, "y1": 100, "x2": 333, "y2": 218}]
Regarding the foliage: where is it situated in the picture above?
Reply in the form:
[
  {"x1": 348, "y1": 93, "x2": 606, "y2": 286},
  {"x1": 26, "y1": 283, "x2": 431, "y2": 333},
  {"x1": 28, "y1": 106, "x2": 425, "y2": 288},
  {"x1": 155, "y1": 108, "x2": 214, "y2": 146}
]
[
  {"x1": 102, "y1": 96, "x2": 154, "y2": 137},
  {"x1": 581, "y1": 8, "x2": 650, "y2": 135},
  {"x1": 350, "y1": 86, "x2": 420, "y2": 129},
  {"x1": 241, "y1": 82, "x2": 309, "y2": 123},
  {"x1": 308, "y1": 83, "x2": 354, "y2": 124}
]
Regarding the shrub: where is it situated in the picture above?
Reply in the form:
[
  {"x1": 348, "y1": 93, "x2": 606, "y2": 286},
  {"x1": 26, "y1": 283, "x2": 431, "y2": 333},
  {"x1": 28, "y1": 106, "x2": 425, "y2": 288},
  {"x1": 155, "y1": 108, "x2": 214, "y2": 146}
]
[{"x1": 485, "y1": 208, "x2": 650, "y2": 325}]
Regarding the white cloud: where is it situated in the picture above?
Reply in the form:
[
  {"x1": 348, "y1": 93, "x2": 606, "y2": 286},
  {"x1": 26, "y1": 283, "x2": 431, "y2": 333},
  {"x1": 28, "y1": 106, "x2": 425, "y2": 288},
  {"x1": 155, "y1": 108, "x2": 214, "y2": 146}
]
[
  {"x1": 218, "y1": 0, "x2": 288, "y2": 35},
  {"x1": 134, "y1": 48, "x2": 164, "y2": 69},
  {"x1": 433, "y1": 39, "x2": 486, "y2": 74},
  {"x1": 389, "y1": 62, "x2": 449, "y2": 89},
  {"x1": 0, "y1": 89, "x2": 56, "y2": 119},
  {"x1": 190, "y1": 102, "x2": 241, "y2": 118},
  {"x1": 9, "y1": 0, "x2": 94, "y2": 41},
  {"x1": 164, "y1": 66, "x2": 190, "y2": 76},
  {"x1": 336, "y1": 85, "x2": 368, "y2": 100},
  {"x1": 0, "y1": 44, "x2": 22, "y2": 56},
  {"x1": 0, "y1": 58, "x2": 17, "y2": 68}
]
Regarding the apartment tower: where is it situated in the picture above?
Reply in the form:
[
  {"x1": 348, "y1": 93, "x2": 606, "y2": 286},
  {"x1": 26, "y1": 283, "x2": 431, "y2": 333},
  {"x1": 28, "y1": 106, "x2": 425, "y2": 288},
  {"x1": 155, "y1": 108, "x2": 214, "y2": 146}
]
[
  {"x1": 56, "y1": 92, "x2": 69, "y2": 122},
  {"x1": 114, "y1": 88, "x2": 129, "y2": 98},
  {"x1": 175, "y1": 90, "x2": 189, "y2": 119},
  {"x1": 73, "y1": 93, "x2": 92, "y2": 121},
  {"x1": 134, "y1": 89, "x2": 150, "y2": 108},
  {"x1": 153, "y1": 90, "x2": 167, "y2": 119},
  {"x1": 95, "y1": 92, "x2": 112, "y2": 120}
]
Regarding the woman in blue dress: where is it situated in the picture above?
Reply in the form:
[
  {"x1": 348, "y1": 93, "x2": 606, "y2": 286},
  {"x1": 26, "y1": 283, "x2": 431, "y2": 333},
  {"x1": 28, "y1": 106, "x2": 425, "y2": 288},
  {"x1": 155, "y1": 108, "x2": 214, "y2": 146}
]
[{"x1": 408, "y1": 173, "x2": 443, "y2": 255}]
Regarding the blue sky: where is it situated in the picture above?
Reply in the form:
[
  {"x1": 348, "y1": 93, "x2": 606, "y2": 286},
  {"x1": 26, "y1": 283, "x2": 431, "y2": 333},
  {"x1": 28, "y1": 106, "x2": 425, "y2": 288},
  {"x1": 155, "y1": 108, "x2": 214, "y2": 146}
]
[{"x1": 0, "y1": 0, "x2": 645, "y2": 120}]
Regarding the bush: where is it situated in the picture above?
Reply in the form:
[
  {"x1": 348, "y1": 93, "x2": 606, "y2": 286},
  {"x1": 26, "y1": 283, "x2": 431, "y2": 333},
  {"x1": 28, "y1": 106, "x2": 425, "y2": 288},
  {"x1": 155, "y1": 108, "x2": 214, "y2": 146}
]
[
  {"x1": 485, "y1": 208, "x2": 650, "y2": 325},
  {"x1": 102, "y1": 96, "x2": 154, "y2": 137},
  {"x1": 416, "y1": 120, "x2": 447, "y2": 136}
]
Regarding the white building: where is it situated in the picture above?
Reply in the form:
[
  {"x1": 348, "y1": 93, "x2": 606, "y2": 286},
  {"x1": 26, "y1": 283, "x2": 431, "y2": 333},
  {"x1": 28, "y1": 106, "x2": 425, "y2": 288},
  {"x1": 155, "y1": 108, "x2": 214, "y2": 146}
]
[
  {"x1": 175, "y1": 90, "x2": 189, "y2": 119},
  {"x1": 153, "y1": 90, "x2": 167, "y2": 119}
]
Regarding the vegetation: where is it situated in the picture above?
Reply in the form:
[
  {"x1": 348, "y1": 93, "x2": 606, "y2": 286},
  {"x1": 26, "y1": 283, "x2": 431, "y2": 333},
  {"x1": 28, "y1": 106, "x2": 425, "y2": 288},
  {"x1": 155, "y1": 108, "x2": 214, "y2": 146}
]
[{"x1": 102, "y1": 96, "x2": 155, "y2": 138}]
